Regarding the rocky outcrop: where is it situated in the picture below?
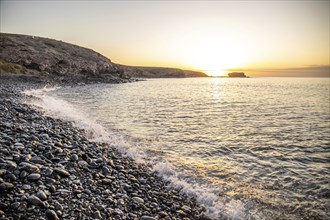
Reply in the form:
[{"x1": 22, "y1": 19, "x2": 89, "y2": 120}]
[
  {"x1": 117, "y1": 65, "x2": 207, "y2": 78},
  {"x1": 228, "y1": 72, "x2": 247, "y2": 77},
  {"x1": 0, "y1": 33, "x2": 127, "y2": 83}
]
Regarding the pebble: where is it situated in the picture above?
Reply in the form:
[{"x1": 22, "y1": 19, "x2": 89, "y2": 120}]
[
  {"x1": 133, "y1": 196, "x2": 144, "y2": 204},
  {"x1": 0, "y1": 182, "x2": 14, "y2": 190},
  {"x1": 22, "y1": 184, "x2": 31, "y2": 190},
  {"x1": 20, "y1": 162, "x2": 40, "y2": 173},
  {"x1": 53, "y1": 168, "x2": 70, "y2": 177},
  {"x1": 93, "y1": 210, "x2": 102, "y2": 219},
  {"x1": 78, "y1": 160, "x2": 88, "y2": 168},
  {"x1": 27, "y1": 173, "x2": 41, "y2": 181},
  {"x1": 37, "y1": 190, "x2": 47, "y2": 200},
  {"x1": 141, "y1": 216, "x2": 156, "y2": 220},
  {"x1": 70, "y1": 154, "x2": 79, "y2": 161},
  {"x1": 27, "y1": 195, "x2": 44, "y2": 207},
  {"x1": 45, "y1": 209, "x2": 59, "y2": 220}
]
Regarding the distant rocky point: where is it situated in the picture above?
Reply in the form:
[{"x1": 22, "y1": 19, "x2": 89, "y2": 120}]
[
  {"x1": 117, "y1": 64, "x2": 207, "y2": 78},
  {"x1": 0, "y1": 33, "x2": 207, "y2": 84},
  {"x1": 227, "y1": 72, "x2": 247, "y2": 77}
]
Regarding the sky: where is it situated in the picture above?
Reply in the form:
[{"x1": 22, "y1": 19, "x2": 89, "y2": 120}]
[{"x1": 1, "y1": 0, "x2": 329, "y2": 76}]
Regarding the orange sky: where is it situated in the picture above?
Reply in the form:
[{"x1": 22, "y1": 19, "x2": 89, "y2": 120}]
[{"x1": 1, "y1": 1, "x2": 329, "y2": 76}]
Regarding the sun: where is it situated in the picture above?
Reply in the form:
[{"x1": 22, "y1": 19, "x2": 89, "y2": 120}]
[
  {"x1": 205, "y1": 70, "x2": 227, "y2": 77},
  {"x1": 194, "y1": 41, "x2": 248, "y2": 76},
  {"x1": 179, "y1": 31, "x2": 249, "y2": 76}
]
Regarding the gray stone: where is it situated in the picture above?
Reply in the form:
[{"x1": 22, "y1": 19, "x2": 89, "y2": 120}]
[
  {"x1": 30, "y1": 156, "x2": 46, "y2": 164},
  {"x1": 45, "y1": 209, "x2": 59, "y2": 220},
  {"x1": 141, "y1": 216, "x2": 156, "y2": 220},
  {"x1": 20, "y1": 162, "x2": 39, "y2": 173},
  {"x1": 19, "y1": 170, "x2": 28, "y2": 179},
  {"x1": 53, "y1": 168, "x2": 70, "y2": 177},
  {"x1": 27, "y1": 195, "x2": 44, "y2": 207},
  {"x1": 132, "y1": 196, "x2": 144, "y2": 204},
  {"x1": 5, "y1": 160, "x2": 17, "y2": 170},
  {"x1": 17, "y1": 202, "x2": 27, "y2": 212},
  {"x1": 93, "y1": 210, "x2": 102, "y2": 219},
  {"x1": 102, "y1": 178, "x2": 112, "y2": 185},
  {"x1": 70, "y1": 154, "x2": 79, "y2": 161},
  {"x1": 0, "y1": 182, "x2": 14, "y2": 190},
  {"x1": 27, "y1": 173, "x2": 41, "y2": 181},
  {"x1": 181, "y1": 205, "x2": 191, "y2": 213},
  {"x1": 37, "y1": 190, "x2": 47, "y2": 200},
  {"x1": 22, "y1": 184, "x2": 31, "y2": 190},
  {"x1": 78, "y1": 160, "x2": 88, "y2": 168}
]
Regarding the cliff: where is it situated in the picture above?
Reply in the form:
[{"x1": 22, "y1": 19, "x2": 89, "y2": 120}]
[{"x1": 0, "y1": 33, "x2": 207, "y2": 83}]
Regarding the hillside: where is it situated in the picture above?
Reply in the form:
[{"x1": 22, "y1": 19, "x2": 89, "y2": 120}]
[
  {"x1": 0, "y1": 33, "x2": 207, "y2": 83},
  {"x1": 0, "y1": 33, "x2": 127, "y2": 83},
  {"x1": 117, "y1": 65, "x2": 206, "y2": 78}
]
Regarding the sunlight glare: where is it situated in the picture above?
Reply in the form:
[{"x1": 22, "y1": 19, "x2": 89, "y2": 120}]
[{"x1": 180, "y1": 29, "x2": 249, "y2": 76}]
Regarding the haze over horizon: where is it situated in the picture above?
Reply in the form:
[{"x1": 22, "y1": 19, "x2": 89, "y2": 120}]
[{"x1": 1, "y1": 0, "x2": 329, "y2": 77}]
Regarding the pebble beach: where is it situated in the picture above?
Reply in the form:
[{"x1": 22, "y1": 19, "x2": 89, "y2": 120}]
[{"x1": 0, "y1": 76, "x2": 210, "y2": 220}]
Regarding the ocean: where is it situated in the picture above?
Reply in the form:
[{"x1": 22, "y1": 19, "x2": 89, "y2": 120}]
[{"x1": 25, "y1": 77, "x2": 330, "y2": 219}]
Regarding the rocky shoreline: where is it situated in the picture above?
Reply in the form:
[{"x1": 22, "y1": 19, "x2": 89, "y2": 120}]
[{"x1": 0, "y1": 78, "x2": 211, "y2": 220}]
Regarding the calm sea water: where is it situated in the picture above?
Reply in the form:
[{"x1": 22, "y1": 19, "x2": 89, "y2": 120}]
[{"x1": 31, "y1": 78, "x2": 330, "y2": 219}]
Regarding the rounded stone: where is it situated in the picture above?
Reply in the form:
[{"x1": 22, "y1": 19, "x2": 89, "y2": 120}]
[
  {"x1": 27, "y1": 173, "x2": 41, "y2": 181},
  {"x1": 70, "y1": 154, "x2": 79, "y2": 161},
  {"x1": 141, "y1": 216, "x2": 156, "y2": 220},
  {"x1": 53, "y1": 168, "x2": 70, "y2": 177},
  {"x1": 45, "y1": 209, "x2": 59, "y2": 220},
  {"x1": 22, "y1": 184, "x2": 31, "y2": 190},
  {"x1": 37, "y1": 190, "x2": 47, "y2": 200},
  {"x1": 0, "y1": 182, "x2": 14, "y2": 190}
]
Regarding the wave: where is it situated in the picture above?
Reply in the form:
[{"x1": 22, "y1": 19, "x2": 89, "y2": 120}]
[{"x1": 23, "y1": 86, "x2": 254, "y2": 220}]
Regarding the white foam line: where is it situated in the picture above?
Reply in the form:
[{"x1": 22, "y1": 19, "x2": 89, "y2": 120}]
[{"x1": 152, "y1": 161, "x2": 249, "y2": 220}]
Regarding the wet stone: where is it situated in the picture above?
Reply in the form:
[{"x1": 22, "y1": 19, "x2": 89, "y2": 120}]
[
  {"x1": 37, "y1": 190, "x2": 47, "y2": 200},
  {"x1": 20, "y1": 162, "x2": 39, "y2": 173},
  {"x1": 0, "y1": 169, "x2": 7, "y2": 176},
  {"x1": 27, "y1": 195, "x2": 44, "y2": 207},
  {"x1": 5, "y1": 160, "x2": 17, "y2": 170},
  {"x1": 17, "y1": 202, "x2": 27, "y2": 212},
  {"x1": 22, "y1": 184, "x2": 31, "y2": 190},
  {"x1": 181, "y1": 205, "x2": 191, "y2": 213},
  {"x1": 30, "y1": 156, "x2": 46, "y2": 164},
  {"x1": 0, "y1": 182, "x2": 14, "y2": 190},
  {"x1": 45, "y1": 209, "x2": 60, "y2": 220},
  {"x1": 53, "y1": 168, "x2": 70, "y2": 177},
  {"x1": 141, "y1": 216, "x2": 156, "y2": 220},
  {"x1": 78, "y1": 160, "x2": 88, "y2": 168},
  {"x1": 19, "y1": 170, "x2": 28, "y2": 179},
  {"x1": 70, "y1": 154, "x2": 79, "y2": 161},
  {"x1": 102, "y1": 178, "x2": 112, "y2": 185},
  {"x1": 93, "y1": 210, "x2": 102, "y2": 219},
  {"x1": 132, "y1": 196, "x2": 144, "y2": 204},
  {"x1": 44, "y1": 168, "x2": 53, "y2": 176},
  {"x1": 6, "y1": 173, "x2": 16, "y2": 181},
  {"x1": 27, "y1": 173, "x2": 41, "y2": 181}
]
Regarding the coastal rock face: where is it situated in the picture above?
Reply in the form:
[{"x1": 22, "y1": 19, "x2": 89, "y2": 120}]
[{"x1": 0, "y1": 33, "x2": 125, "y2": 83}]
